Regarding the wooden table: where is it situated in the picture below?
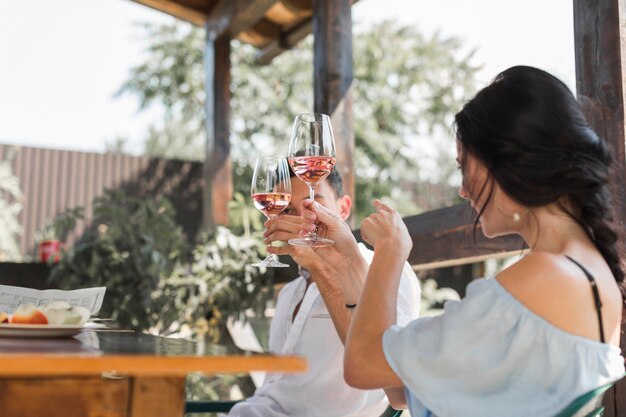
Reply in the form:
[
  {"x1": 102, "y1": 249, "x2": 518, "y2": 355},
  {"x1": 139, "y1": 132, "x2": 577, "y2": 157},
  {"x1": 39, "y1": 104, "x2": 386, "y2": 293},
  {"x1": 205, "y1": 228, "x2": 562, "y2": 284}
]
[{"x1": 0, "y1": 328, "x2": 306, "y2": 417}]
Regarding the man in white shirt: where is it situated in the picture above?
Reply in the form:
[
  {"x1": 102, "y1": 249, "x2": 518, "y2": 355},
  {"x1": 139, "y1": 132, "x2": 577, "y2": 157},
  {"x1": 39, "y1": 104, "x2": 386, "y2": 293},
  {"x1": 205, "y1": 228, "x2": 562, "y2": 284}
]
[{"x1": 227, "y1": 167, "x2": 420, "y2": 417}]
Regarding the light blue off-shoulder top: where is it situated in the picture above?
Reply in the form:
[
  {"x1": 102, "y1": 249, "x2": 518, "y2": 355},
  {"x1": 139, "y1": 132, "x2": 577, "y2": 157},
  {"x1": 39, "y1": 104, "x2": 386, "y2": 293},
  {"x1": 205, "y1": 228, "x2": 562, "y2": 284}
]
[{"x1": 382, "y1": 277, "x2": 625, "y2": 417}]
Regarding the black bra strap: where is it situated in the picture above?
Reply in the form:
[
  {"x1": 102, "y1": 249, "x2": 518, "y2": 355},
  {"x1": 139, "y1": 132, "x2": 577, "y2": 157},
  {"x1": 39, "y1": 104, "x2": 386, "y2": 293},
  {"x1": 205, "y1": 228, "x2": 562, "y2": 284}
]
[{"x1": 565, "y1": 255, "x2": 606, "y2": 343}]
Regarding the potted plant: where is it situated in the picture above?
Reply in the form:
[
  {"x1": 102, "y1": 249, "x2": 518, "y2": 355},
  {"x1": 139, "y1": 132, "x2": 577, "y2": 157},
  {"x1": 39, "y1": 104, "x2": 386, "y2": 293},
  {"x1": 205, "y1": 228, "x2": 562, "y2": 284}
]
[{"x1": 36, "y1": 207, "x2": 84, "y2": 263}]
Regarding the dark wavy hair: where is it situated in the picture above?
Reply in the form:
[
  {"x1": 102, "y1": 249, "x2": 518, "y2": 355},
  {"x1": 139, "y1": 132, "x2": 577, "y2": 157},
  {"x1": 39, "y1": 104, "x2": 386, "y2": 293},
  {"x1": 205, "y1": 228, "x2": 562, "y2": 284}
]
[{"x1": 454, "y1": 65, "x2": 624, "y2": 297}]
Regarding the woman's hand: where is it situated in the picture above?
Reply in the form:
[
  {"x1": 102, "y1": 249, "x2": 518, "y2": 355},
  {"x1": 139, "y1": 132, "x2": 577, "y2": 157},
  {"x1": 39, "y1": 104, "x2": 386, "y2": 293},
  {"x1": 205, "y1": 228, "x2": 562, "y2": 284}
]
[{"x1": 360, "y1": 199, "x2": 412, "y2": 259}]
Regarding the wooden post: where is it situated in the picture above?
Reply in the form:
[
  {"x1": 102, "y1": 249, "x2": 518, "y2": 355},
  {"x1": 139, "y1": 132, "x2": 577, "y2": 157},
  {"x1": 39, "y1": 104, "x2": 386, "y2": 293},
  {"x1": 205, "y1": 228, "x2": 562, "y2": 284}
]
[
  {"x1": 574, "y1": 0, "x2": 626, "y2": 415},
  {"x1": 203, "y1": 30, "x2": 232, "y2": 230},
  {"x1": 312, "y1": 0, "x2": 355, "y2": 212}
]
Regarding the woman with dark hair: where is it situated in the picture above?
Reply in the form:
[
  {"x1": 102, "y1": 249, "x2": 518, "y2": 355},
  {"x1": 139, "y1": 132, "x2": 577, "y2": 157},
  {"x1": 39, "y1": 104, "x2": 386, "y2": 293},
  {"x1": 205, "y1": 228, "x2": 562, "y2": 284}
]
[{"x1": 298, "y1": 66, "x2": 625, "y2": 416}]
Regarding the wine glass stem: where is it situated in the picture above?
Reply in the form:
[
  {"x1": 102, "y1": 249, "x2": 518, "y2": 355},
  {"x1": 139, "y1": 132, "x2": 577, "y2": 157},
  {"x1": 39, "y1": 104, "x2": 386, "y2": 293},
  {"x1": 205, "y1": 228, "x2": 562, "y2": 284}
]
[
  {"x1": 266, "y1": 214, "x2": 278, "y2": 261},
  {"x1": 307, "y1": 185, "x2": 317, "y2": 239}
]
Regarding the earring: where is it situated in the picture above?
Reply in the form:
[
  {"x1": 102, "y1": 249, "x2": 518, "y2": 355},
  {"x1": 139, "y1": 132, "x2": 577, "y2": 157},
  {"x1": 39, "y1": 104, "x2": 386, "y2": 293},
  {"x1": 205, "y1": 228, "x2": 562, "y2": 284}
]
[{"x1": 497, "y1": 207, "x2": 526, "y2": 222}]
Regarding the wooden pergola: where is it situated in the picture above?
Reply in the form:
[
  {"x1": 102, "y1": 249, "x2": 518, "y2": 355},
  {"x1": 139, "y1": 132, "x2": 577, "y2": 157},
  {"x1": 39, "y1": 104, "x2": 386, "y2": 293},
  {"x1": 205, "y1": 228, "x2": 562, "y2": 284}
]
[
  {"x1": 131, "y1": 0, "x2": 626, "y2": 414},
  {"x1": 133, "y1": 0, "x2": 356, "y2": 229}
]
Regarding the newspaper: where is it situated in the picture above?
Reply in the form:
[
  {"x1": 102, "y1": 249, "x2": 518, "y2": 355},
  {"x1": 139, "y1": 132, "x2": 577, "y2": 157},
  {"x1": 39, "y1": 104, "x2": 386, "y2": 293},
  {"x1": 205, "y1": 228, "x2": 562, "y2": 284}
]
[{"x1": 0, "y1": 285, "x2": 106, "y2": 315}]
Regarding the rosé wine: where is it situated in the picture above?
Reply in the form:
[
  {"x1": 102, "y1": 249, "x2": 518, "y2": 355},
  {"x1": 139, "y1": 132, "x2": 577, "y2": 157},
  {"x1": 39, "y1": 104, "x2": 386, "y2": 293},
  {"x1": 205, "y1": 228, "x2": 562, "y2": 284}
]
[
  {"x1": 288, "y1": 156, "x2": 336, "y2": 185},
  {"x1": 252, "y1": 192, "x2": 291, "y2": 217}
]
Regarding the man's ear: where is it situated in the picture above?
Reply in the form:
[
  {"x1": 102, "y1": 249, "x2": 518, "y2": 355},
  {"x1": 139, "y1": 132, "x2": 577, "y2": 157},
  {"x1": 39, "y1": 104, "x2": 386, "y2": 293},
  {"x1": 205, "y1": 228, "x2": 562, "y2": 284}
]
[{"x1": 337, "y1": 195, "x2": 352, "y2": 221}]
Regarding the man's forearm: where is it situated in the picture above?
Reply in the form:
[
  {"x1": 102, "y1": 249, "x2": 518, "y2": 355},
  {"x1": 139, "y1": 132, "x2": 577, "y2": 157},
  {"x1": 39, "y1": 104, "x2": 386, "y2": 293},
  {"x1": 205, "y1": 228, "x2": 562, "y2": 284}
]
[{"x1": 309, "y1": 257, "x2": 367, "y2": 345}]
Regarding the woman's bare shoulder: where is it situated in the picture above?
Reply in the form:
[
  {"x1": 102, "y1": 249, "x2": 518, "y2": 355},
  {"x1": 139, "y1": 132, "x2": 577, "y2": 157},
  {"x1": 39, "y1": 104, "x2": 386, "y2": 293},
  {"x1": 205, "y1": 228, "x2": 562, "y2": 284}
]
[
  {"x1": 497, "y1": 251, "x2": 571, "y2": 288},
  {"x1": 495, "y1": 251, "x2": 619, "y2": 342},
  {"x1": 497, "y1": 250, "x2": 611, "y2": 293},
  {"x1": 495, "y1": 252, "x2": 593, "y2": 317}
]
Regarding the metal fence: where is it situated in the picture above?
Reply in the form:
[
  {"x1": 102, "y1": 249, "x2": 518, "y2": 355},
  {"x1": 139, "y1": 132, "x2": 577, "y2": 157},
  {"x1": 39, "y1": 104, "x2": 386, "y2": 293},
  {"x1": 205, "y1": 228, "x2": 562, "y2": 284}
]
[{"x1": 0, "y1": 144, "x2": 203, "y2": 259}]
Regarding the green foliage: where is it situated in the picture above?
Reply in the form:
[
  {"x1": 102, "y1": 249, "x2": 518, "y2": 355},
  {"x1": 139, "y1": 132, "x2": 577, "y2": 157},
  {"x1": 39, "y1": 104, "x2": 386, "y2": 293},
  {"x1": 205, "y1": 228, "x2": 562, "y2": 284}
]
[
  {"x1": 49, "y1": 189, "x2": 188, "y2": 330},
  {"x1": 419, "y1": 278, "x2": 460, "y2": 317},
  {"x1": 185, "y1": 372, "x2": 244, "y2": 404},
  {"x1": 48, "y1": 189, "x2": 272, "y2": 339},
  {"x1": 0, "y1": 148, "x2": 23, "y2": 261},
  {"x1": 352, "y1": 22, "x2": 479, "y2": 218},
  {"x1": 104, "y1": 136, "x2": 130, "y2": 154},
  {"x1": 116, "y1": 22, "x2": 206, "y2": 161},
  {"x1": 119, "y1": 22, "x2": 205, "y2": 114},
  {"x1": 36, "y1": 207, "x2": 85, "y2": 242},
  {"x1": 117, "y1": 19, "x2": 479, "y2": 222},
  {"x1": 117, "y1": 23, "x2": 309, "y2": 164},
  {"x1": 227, "y1": 192, "x2": 265, "y2": 237},
  {"x1": 229, "y1": 39, "x2": 313, "y2": 163},
  {"x1": 152, "y1": 225, "x2": 272, "y2": 340}
]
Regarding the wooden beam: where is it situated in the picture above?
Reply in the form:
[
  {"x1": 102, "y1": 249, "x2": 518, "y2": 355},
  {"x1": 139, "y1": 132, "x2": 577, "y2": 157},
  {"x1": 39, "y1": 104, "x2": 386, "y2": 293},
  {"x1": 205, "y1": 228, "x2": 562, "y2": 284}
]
[
  {"x1": 281, "y1": 0, "x2": 312, "y2": 13},
  {"x1": 313, "y1": 0, "x2": 355, "y2": 217},
  {"x1": 574, "y1": 1, "x2": 626, "y2": 416},
  {"x1": 256, "y1": 20, "x2": 312, "y2": 65},
  {"x1": 206, "y1": 0, "x2": 279, "y2": 39},
  {"x1": 237, "y1": 18, "x2": 283, "y2": 48},
  {"x1": 400, "y1": 204, "x2": 525, "y2": 269},
  {"x1": 277, "y1": 203, "x2": 525, "y2": 279},
  {"x1": 256, "y1": 1, "x2": 358, "y2": 66},
  {"x1": 266, "y1": 0, "x2": 312, "y2": 25},
  {"x1": 131, "y1": 0, "x2": 208, "y2": 26},
  {"x1": 203, "y1": 32, "x2": 232, "y2": 229}
]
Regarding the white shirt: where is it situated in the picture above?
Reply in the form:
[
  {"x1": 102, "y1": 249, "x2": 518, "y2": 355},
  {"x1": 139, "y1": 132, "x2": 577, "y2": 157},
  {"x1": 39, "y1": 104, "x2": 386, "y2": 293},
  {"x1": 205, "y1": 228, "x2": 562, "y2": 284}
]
[{"x1": 228, "y1": 243, "x2": 421, "y2": 417}]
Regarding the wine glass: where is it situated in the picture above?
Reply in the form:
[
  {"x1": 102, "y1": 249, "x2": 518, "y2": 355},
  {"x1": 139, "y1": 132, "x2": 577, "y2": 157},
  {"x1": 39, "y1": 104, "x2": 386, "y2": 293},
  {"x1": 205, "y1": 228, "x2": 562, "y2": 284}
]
[
  {"x1": 287, "y1": 113, "x2": 336, "y2": 247},
  {"x1": 251, "y1": 156, "x2": 292, "y2": 268}
]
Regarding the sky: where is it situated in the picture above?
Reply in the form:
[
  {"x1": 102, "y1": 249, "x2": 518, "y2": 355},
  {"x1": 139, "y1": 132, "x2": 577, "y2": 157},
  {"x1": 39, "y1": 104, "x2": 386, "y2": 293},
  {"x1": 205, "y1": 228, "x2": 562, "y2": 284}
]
[{"x1": 0, "y1": 0, "x2": 574, "y2": 155}]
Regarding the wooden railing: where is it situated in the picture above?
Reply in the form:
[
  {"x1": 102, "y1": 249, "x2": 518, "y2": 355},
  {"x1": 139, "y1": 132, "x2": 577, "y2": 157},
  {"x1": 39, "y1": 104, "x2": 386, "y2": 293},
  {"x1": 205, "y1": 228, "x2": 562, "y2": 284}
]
[{"x1": 403, "y1": 204, "x2": 524, "y2": 270}]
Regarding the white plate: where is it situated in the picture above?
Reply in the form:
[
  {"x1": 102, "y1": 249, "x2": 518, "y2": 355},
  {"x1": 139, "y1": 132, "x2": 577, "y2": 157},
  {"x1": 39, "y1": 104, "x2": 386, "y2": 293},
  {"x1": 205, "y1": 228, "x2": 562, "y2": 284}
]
[{"x1": 0, "y1": 323, "x2": 85, "y2": 338}]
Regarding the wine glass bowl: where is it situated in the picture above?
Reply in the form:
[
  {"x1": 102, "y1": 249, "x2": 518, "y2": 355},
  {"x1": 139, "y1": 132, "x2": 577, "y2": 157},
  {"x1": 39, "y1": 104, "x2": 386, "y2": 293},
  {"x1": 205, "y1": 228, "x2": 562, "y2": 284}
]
[
  {"x1": 287, "y1": 113, "x2": 336, "y2": 247},
  {"x1": 251, "y1": 192, "x2": 291, "y2": 218},
  {"x1": 251, "y1": 156, "x2": 292, "y2": 268},
  {"x1": 288, "y1": 155, "x2": 336, "y2": 185}
]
